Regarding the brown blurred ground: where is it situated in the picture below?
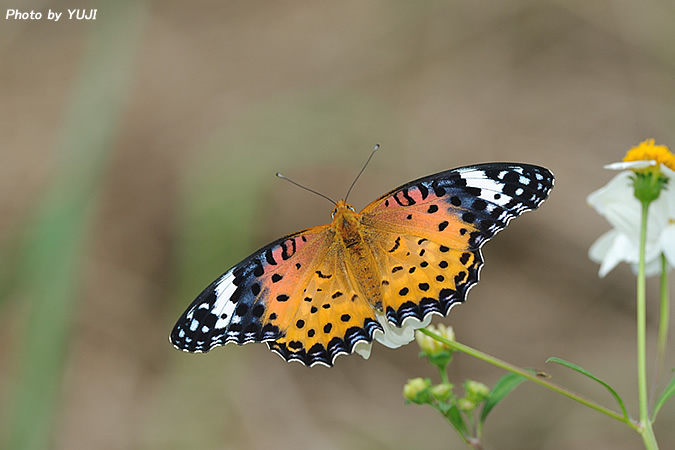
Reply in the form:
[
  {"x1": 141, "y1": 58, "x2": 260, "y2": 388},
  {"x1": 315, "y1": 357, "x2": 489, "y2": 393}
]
[{"x1": 1, "y1": 1, "x2": 674, "y2": 449}]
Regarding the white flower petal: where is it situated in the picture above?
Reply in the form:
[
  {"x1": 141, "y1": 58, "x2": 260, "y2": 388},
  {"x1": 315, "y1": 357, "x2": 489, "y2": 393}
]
[
  {"x1": 660, "y1": 164, "x2": 675, "y2": 179},
  {"x1": 660, "y1": 225, "x2": 675, "y2": 269},
  {"x1": 604, "y1": 160, "x2": 656, "y2": 170},
  {"x1": 588, "y1": 171, "x2": 643, "y2": 237},
  {"x1": 352, "y1": 340, "x2": 373, "y2": 359},
  {"x1": 374, "y1": 314, "x2": 433, "y2": 349},
  {"x1": 589, "y1": 230, "x2": 635, "y2": 277}
]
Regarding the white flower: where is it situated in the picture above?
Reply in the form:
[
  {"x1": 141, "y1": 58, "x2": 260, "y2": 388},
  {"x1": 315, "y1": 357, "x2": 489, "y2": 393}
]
[{"x1": 588, "y1": 160, "x2": 675, "y2": 277}]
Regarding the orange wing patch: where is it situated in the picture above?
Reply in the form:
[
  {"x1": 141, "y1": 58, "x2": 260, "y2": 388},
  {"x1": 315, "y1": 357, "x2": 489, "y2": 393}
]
[
  {"x1": 266, "y1": 241, "x2": 381, "y2": 366},
  {"x1": 364, "y1": 228, "x2": 481, "y2": 327}
]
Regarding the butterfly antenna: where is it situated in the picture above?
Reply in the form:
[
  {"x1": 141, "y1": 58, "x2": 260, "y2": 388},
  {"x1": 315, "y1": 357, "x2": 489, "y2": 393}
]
[
  {"x1": 345, "y1": 143, "x2": 380, "y2": 202},
  {"x1": 276, "y1": 172, "x2": 337, "y2": 206}
]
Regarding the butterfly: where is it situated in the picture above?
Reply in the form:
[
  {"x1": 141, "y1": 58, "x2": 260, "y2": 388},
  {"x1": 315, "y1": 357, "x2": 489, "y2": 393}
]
[{"x1": 170, "y1": 162, "x2": 554, "y2": 367}]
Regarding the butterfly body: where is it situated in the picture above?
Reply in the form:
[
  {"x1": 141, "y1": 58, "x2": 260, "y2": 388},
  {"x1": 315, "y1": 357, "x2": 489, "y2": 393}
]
[{"x1": 171, "y1": 163, "x2": 554, "y2": 366}]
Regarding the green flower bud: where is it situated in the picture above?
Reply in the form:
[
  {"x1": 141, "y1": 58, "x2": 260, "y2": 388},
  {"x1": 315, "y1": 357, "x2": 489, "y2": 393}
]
[
  {"x1": 415, "y1": 323, "x2": 455, "y2": 356},
  {"x1": 464, "y1": 380, "x2": 490, "y2": 403},
  {"x1": 430, "y1": 383, "x2": 454, "y2": 402},
  {"x1": 403, "y1": 377, "x2": 431, "y2": 404},
  {"x1": 457, "y1": 397, "x2": 475, "y2": 412}
]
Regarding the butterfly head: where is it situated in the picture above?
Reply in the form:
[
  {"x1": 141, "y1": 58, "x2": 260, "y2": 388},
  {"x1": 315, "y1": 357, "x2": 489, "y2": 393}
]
[
  {"x1": 331, "y1": 200, "x2": 356, "y2": 219},
  {"x1": 331, "y1": 200, "x2": 360, "y2": 237}
]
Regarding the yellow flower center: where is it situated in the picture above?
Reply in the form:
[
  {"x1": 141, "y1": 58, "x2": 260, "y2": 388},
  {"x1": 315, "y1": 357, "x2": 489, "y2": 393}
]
[{"x1": 623, "y1": 139, "x2": 675, "y2": 171}]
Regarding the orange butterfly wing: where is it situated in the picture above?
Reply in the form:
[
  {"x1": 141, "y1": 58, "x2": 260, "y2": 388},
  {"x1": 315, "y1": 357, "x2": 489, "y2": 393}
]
[
  {"x1": 358, "y1": 163, "x2": 554, "y2": 329},
  {"x1": 170, "y1": 223, "x2": 383, "y2": 367}
]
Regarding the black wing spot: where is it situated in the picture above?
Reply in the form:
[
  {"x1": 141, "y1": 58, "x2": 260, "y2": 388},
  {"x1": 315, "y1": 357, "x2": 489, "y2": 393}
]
[
  {"x1": 308, "y1": 329, "x2": 316, "y2": 337},
  {"x1": 296, "y1": 319, "x2": 305, "y2": 329},
  {"x1": 323, "y1": 323, "x2": 333, "y2": 333},
  {"x1": 418, "y1": 283, "x2": 430, "y2": 291},
  {"x1": 271, "y1": 274, "x2": 283, "y2": 283},
  {"x1": 316, "y1": 270, "x2": 332, "y2": 279},
  {"x1": 288, "y1": 341, "x2": 303, "y2": 350},
  {"x1": 417, "y1": 183, "x2": 429, "y2": 200},
  {"x1": 399, "y1": 287, "x2": 409, "y2": 296},
  {"x1": 252, "y1": 304, "x2": 265, "y2": 318},
  {"x1": 438, "y1": 221, "x2": 449, "y2": 231},
  {"x1": 460, "y1": 253, "x2": 471, "y2": 265},
  {"x1": 439, "y1": 260, "x2": 449, "y2": 268},
  {"x1": 450, "y1": 196, "x2": 461, "y2": 206},
  {"x1": 439, "y1": 245, "x2": 449, "y2": 253},
  {"x1": 427, "y1": 204, "x2": 439, "y2": 213},
  {"x1": 473, "y1": 199, "x2": 487, "y2": 210},
  {"x1": 265, "y1": 249, "x2": 277, "y2": 265},
  {"x1": 269, "y1": 312, "x2": 277, "y2": 320},
  {"x1": 392, "y1": 266, "x2": 403, "y2": 273},
  {"x1": 462, "y1": 212, "x2": 476, "y2": 224},
  {"x1": 340, "y1": 314, "x2": 351, "y2": 322},
  {"x1": 322, "y1": 303, "x2": 331, "y2": 309},
  {"x1": 388, "y1": 236, "x2": 401, "y2": 253},
  {"x1": 276, "y1": 294, "x2": 289, "y2": 302},
  {"x1": 310, "y1": 306, "x2": 318, "y2": 314},
  {"x1": 251, "y1": 283, "x2": 261, "y2": 296},
  {"x1": 432, "y1": 182, "x2": 446, "y2": 197}
]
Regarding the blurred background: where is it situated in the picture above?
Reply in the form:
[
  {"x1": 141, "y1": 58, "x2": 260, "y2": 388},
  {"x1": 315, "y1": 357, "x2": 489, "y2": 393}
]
[{"x1": 1, "y1": 1, "x2": 674, "y2": 449}]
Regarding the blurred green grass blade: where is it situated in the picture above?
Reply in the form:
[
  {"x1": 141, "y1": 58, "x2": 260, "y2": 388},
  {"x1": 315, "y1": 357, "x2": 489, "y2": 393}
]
[
  {"x1": 7, "y1": 2, "x2": 147, "y2": 450},
  {"x1": 546, "y1": 357, "x2": 629, "y2": 421},
  {"x1": 651, "y1": 371, "x2": 675, "y2": 421},
  {"x1": 480, "y1": 372, "x2": 529, "y2": 425}
]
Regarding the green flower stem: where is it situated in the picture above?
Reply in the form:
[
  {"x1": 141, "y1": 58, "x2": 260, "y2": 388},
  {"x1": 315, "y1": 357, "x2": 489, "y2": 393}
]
[
  {"x1": 419, "y1": 329, "x2": 637, "y2": 430},
  {"x1": 656, "y1": 253, "x2": 669, "y2": 381},
  {"x1": 438, "y1": 366, "x2": 450, "y2": 385},
  {"x1": 637, "y1": 201, "x2": 659, "y2": 450}
]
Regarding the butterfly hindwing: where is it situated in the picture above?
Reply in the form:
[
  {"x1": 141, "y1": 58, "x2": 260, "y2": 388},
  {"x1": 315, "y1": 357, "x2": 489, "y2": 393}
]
[
  {"x1": 266, "y1": 248, "x2": 382, "y2": 366},
  {"x1": 359, "y1": 163, "x2": 554, "y2": 325}
]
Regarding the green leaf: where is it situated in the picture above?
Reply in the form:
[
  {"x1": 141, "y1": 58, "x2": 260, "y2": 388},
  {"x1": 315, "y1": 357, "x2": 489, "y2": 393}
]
[
  {"x1": 652, "y1": 372, "x2": 675, "y2": 421},
  {"x1": 547, "y1": 357, "x2": 628, "y2": 420},
  {"x1": 479, "y1": 372, "x2": 529, "y2": 424},
  {"x1": 445, "y1": 404, "x2": 469, "y2": 437}
]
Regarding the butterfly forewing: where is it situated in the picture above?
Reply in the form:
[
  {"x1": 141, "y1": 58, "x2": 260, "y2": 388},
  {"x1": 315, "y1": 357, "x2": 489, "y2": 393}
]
[
  {"x1": 170, "y1": 225, "x2": 332, "y2": 353},
  {"x1": 358, "y1": 163, "x2": 554, "y2": 327}
]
